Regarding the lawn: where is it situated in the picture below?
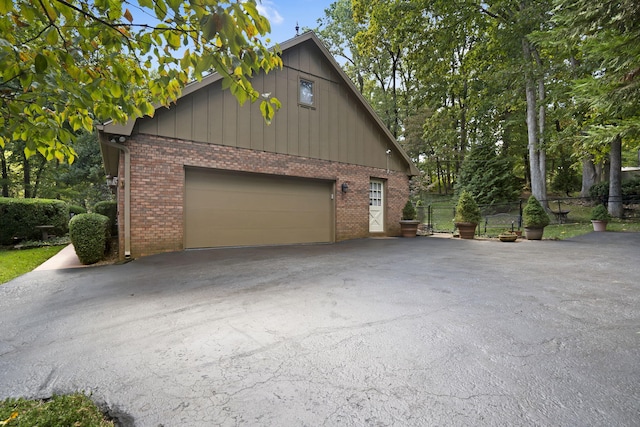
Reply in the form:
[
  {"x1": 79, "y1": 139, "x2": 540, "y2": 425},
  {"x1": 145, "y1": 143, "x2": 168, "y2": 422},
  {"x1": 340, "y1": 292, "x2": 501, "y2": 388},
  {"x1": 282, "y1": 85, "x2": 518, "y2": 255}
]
[
  {"x1": 421, "y1": 194, "x2": 640, "y2": 238},
  {"x1": 0, "y1": 394, "x2": 114, "y2": 426},
  {"x1": 0, "y1": 245, "x2": 65, "y2": 284}
]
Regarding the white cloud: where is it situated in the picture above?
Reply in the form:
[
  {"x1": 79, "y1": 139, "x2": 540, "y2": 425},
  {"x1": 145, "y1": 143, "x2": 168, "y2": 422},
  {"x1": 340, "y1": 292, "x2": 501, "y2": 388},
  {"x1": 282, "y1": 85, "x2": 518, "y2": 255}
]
[{"x1": 256, "y1": 0, "x2": 284, "y2": 25}]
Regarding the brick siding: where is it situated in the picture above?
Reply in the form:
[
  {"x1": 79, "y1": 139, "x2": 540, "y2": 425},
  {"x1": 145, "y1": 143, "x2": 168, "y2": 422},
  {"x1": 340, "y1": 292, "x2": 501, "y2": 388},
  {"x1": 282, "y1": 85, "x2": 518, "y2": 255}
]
[{"x1": 116, "y1": 135, "x2": 410, "y2": 258}]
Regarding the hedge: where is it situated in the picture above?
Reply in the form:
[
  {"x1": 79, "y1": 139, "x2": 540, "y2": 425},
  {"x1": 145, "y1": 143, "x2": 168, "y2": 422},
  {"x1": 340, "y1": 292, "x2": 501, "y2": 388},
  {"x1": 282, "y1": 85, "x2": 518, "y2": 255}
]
[
  {"x1": 69, "y1": 213, "x2": 110, "y2": 265},
  {"x1": 69, "y1": 205, "x2": 87, "y2": 216},
  {"x1": 589, "y1": 177, "x2": 640, "y2": 202},
  {"x1": 93, "y1": 200, "x2": 117, "y2": 236},
  {"x1": 0, "y1": 198, "x2": 69, "y2": 245}
]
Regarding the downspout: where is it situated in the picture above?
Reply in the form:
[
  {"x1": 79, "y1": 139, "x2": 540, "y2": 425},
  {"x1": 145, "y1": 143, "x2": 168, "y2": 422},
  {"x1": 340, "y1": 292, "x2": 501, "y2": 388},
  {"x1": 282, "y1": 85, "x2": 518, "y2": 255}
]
[{"x1": 101, "y1": 136, "x2": 131, "y2": 259}]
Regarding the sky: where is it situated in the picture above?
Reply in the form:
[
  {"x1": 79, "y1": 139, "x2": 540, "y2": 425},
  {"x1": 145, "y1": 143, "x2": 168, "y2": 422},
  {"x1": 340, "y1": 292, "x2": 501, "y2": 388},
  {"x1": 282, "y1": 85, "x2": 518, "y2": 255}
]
[{"x1": 256, "y1": 0, "x2": 334, "y2": 45}]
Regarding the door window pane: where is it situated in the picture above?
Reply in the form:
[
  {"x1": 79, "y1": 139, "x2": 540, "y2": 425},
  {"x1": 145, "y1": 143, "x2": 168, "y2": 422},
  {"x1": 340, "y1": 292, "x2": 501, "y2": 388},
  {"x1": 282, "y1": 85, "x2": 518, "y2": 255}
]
[{"x1": 369, "y1": 182, "x2": 382, "y2": 206}]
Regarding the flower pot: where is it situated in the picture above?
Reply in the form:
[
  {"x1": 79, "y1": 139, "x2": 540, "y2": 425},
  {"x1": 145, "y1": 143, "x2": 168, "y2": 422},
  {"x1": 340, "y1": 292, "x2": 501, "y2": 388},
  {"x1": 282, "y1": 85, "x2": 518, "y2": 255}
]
[
  {"x1": 399, "y1": 220, "x2": 420, "y2": 237},
  {"x1": 455, "y1": 222, "x2": 477, "y2": 239},
  {"x1": 524, "y1": 226, "x2": 544, "y2": 240},
  {"x1": 498, "y1": 233, "x2": 518, "y2": 242},
  {"x1": 591, "y1": 220, "x2": 608, "y2": 232}
]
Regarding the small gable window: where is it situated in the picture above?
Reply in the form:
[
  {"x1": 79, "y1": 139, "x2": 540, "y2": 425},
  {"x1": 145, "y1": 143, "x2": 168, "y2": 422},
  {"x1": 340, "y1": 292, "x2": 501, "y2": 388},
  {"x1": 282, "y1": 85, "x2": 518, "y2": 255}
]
[{"x1": 299, "y1": 78, "x2": 314, "y2": 107}]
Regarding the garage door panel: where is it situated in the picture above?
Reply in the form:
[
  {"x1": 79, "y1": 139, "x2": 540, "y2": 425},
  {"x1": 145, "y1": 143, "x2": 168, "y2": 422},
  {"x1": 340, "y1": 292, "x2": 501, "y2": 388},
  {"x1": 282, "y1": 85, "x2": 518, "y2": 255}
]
[{"x1": 185, "y1": 169, "x2": 334, "y2": 248}]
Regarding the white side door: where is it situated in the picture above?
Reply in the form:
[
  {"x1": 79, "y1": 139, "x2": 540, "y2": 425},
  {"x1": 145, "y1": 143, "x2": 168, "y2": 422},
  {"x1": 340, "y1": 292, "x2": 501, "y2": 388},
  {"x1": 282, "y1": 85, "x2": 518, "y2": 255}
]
[{"x1": 369, "y1": 180, "x2": 384, "y2": 233}]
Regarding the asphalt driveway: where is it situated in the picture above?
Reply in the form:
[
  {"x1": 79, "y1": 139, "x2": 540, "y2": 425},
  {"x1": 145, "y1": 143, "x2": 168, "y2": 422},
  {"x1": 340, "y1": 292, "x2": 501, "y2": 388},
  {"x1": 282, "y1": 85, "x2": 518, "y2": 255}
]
[{"x1": 1, "y1": 233, "x2": 639, "y2": 426}]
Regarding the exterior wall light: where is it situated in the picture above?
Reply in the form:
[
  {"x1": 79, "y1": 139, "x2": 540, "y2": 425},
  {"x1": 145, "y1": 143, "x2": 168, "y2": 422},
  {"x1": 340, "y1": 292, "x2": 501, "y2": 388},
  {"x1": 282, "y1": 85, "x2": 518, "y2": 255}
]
[
  {"x1": 106, "y1": 175, "x2": 118, "y2": 188},
  {"x1": 341, "y1": 182, "x2": 349, "y2": 193}
]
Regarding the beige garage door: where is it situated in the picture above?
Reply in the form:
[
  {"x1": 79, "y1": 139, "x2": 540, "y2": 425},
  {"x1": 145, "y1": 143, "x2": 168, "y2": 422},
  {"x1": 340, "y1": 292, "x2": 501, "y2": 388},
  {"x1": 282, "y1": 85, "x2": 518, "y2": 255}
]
[{"x1": 185, "y1": 168, "x2": 334, "y2": 248}]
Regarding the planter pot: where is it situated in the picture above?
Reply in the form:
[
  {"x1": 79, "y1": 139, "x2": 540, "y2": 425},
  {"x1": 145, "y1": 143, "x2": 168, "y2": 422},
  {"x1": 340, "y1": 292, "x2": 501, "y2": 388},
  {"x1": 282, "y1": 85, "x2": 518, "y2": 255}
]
[
  {"x1": 498, "y1": 233, "x2": 518, "y2": 242},
  {"x1": 455, "y1": 222, "x2": 477, "y2": 239},
  {"x1": 591, "y1": 220, "x2": 608, "y2": 232},
  {"x1": 524, "y1": 226, "x2": 544, "y2": 240},
  {"x1": 399, "y1": 220, "x2": 420, "y2": 238}
]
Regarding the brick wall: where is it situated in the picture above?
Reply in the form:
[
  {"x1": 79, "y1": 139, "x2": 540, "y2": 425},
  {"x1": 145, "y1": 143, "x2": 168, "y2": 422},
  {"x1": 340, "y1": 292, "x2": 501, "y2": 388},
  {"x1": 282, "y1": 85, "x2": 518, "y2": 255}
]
[{"x1": 116, "y1": 135, "x2": 410, "y2": 258}]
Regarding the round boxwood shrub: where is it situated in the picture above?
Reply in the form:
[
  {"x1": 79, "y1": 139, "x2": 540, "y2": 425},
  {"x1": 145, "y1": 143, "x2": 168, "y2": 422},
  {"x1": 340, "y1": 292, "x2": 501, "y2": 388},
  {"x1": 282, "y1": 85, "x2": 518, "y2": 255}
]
[
  {"x1": 69, "y1": 213, "x2": 110, "y2": 265},
  {"x1": 93, "y1": 200, "x2": 117, "y2": 236}
]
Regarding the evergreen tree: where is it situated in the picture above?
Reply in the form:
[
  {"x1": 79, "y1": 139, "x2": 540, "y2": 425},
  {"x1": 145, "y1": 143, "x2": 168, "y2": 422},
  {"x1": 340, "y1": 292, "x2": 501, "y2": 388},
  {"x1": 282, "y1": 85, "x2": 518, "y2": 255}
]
[{"x1": 456, "y1": 141, "x2": 521, "y2": 206}]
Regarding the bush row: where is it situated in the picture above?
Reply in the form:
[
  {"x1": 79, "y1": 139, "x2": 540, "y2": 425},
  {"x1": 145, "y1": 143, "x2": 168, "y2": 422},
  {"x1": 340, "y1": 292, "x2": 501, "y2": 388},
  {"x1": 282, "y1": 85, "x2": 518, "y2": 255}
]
[
  {"x1": 0, "y1": 198, "x2": 116, "y2": 246},
  {"x1": 0, "y1": 198, "x2": 69, "y2": 245},
  {"x1": 589, "y1": 177, "x2": 640, "y2": 202}
]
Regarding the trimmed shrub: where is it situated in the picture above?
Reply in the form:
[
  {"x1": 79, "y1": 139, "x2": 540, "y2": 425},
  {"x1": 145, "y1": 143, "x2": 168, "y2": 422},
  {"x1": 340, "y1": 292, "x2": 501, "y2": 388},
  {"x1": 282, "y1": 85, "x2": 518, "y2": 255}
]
[
  {"x1": 454, "y1": 190, "x2": 481, "y2": 224},
  {"x1": 401, "y1": 200, "x2": 417, "y2": 220},
  {"x1": 69, "y1": 205, "x2": 87, "y2": 217},
  {"x1": 590, "y1": 204, "x2": 611, "y2": 221},
  {"x1": 69, "y1": 213, "x2": 110, "y2": 265},
  {"x1": 0, "y1": 198, "x2": 69, "y2": 245},
  {"x1": 93, "y1": 200, "x2": 117, "y2": 236},
  {"x1": 523, "y1": 195, "x2": 550, "y2": 228}
]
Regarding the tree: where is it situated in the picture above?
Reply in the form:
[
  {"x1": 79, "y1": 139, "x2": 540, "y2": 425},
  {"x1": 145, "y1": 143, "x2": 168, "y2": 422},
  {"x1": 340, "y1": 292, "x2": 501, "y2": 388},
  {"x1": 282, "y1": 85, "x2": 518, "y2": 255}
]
[
  {"x1": 0, "y1": 0, "x2": 282, "y2": 164},
  {"x1": 456, "y1": 141, "x2": 520, "y2": 206},
  {"x1": 314, "y1": 0, "x2": 368, "y2": 92},
  {"x1": 551, "y1": 0, "x2": 640, "y2": 216}
]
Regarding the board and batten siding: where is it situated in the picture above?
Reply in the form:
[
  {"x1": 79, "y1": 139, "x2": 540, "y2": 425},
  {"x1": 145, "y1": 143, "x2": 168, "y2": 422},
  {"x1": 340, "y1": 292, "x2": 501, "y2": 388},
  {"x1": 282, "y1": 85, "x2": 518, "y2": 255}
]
[{"x1": 135, "y1": 40, "x2": 406, "y2": 173}]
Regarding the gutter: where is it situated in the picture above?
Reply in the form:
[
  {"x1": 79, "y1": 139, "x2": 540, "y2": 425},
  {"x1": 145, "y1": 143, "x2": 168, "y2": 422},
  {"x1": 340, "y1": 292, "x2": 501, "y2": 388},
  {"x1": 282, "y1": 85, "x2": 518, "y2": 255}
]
[{"x1": 99, "y1": 134, "x2": 132, "y2": 259}]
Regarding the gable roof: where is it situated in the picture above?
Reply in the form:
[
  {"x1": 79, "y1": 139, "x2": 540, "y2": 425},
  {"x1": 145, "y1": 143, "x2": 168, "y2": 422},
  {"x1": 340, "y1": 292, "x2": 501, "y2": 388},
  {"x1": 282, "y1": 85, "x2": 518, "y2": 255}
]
[{"x1": 97, "y1": 32, "x2": 418, "y2": 176}]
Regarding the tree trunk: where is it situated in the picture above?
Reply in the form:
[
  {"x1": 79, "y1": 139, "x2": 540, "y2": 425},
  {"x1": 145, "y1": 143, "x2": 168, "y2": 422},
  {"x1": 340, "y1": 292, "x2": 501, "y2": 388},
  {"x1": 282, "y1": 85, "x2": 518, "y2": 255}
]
[
  {"x1": 608, "y1": 134, "x2": 623, "y2": 218},
  {"x1": 523, "y1": 39, "x2": 546, "y2": 205},
  {"x1": 22, "y1": 152, "x2": 32, "y2": 198},
  {"x1": 390, "y1": 48, "x2": 400, "y2": 138},
  {"x1": 31, "y1": 156, "x2": 48, "y2": 199},
  {"x1": 0, "y1": 146, "x2": 8, "y2": 197},
  {"x1": 436, "y1": 159, "x2": 442, "y2": 194},
  {"x1": 537, "y1": 76, "x2": 547, "y2": 201},
  {"x1": 581, "y1": 156, "x2": 597, "y2": 198},
  {"x1": 525, "y1": 76, "x2": 542, "y2": 196}
]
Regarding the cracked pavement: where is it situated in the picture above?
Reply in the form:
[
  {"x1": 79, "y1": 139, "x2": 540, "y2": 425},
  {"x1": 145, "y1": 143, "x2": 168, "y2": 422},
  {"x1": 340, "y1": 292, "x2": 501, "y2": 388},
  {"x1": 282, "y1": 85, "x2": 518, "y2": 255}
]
[{"x1": 1, "y1": 233, "x2": 639, "y2": 426}]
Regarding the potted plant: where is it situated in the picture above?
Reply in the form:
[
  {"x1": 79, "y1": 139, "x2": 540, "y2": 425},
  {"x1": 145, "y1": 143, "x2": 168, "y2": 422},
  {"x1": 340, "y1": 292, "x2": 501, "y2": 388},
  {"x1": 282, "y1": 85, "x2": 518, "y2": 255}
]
[
  {"x1": 399, "y1": 200, "x2": 420, "y2": 237},
  {"x1": 590, "y1": 204, "x2": 611, "y2": 232},
  {"x1": 523, "y1": 195, "x2": 550, "y2": 240},
  {"x1": 498, "y1": 231, "x2": 518, "y2": 242},
  {"x1": 454, "y1": 191, "x2": 481, "y2": 239}
]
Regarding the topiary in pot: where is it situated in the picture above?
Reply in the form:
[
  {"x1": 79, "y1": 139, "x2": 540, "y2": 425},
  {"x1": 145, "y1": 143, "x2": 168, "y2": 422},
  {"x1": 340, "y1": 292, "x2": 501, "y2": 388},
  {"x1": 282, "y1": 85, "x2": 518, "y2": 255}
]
[
  {"x1": 399, "y1": 200, "x2": 419, "y2": 237},
  {"x1": 523, "y1": 195, "x2": 550, "y2": 240},
  {"x1": 402, "y1": 200, "x2": 417, "y2": 220},
  {"x1": 454, "y1": 191, "x2": 481, "y2": 239},
  {"x1": 590, "y1": 204, "x2": 611, "y2": 231}
]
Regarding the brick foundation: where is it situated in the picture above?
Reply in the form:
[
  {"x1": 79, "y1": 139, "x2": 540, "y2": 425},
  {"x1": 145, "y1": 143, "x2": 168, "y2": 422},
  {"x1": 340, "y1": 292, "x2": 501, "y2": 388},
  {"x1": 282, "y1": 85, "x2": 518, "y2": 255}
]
[{"x1": 116, "y1": 135, "x2": 410, "y2": 258}]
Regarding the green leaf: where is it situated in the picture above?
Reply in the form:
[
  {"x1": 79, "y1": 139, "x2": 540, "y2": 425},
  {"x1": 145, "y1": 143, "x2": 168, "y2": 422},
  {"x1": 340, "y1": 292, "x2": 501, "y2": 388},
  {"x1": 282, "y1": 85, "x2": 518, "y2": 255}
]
[
  {"x1": 260, "y1": 100, "x2": 274, "y2": 124},
  {"x1": 34, "y1": 53, "x2": 48, "y2": 73},
  {"x1": 109, "y1": 83, "x2": 122, "y2": 98},
  {"x1": 0, "y1": 0, "x2": 13, "y2": 14}
]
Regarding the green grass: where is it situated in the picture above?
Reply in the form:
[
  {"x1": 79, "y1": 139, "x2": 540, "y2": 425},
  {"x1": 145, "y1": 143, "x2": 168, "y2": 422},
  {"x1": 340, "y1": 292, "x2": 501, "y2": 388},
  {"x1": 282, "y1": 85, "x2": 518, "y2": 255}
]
[
  {"x1": 421, "y1": 195, "x2": 640, "y2": 238},
  {"x1": 544, "y1": 219, "x2": 640, "y2": 239},
  {"x1": 0, "y1": 245, "x2": 65, "y2": 284},
  {"x1": 0, "y1": 393, "x2": 114, "y2": 426}
]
